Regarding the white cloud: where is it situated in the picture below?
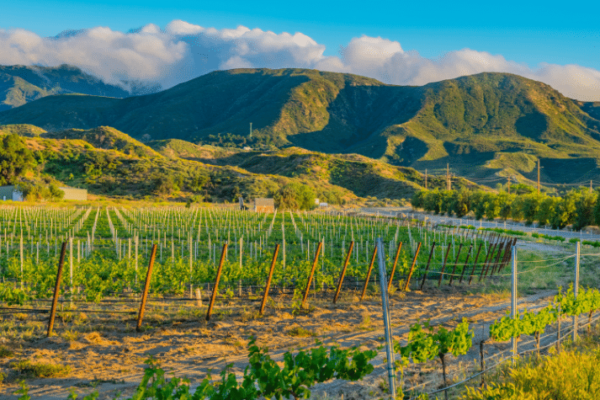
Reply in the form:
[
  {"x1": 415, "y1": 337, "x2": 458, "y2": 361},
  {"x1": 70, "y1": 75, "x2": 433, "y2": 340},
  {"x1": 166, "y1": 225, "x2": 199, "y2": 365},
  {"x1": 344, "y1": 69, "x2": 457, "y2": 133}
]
[{"x1": 0, "y1": 21, "x2": 599, "y2": 101}]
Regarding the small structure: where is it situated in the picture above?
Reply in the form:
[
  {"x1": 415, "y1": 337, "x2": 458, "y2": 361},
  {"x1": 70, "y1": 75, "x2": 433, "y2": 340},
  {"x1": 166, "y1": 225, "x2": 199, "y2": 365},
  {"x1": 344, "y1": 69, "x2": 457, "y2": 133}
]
[
  {"x1": 0, "y1": 185, "x2": 22, "y2": 201},
  {"x1": 0, "y1": 185, "x2": 87, "y2": 201},
  {"x1": 253, "y1": 198, "x2": 275, "y2": 213}
]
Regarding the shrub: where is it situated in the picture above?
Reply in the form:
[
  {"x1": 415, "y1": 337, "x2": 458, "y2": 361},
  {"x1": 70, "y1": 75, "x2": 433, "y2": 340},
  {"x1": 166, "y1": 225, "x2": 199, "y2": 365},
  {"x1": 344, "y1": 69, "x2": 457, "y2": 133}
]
[{"x1": 11, "y1": 360, "x2": 71, "y2": 378}]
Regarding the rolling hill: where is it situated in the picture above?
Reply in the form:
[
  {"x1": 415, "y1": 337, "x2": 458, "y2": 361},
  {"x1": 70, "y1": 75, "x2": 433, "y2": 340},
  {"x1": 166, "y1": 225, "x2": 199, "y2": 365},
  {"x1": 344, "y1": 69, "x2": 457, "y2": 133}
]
[
  {"x1": 1, "y1": 68, "x2": 599, "y2": 188},
  {"x1": 5, "y1": 125, "x2": 475, "y2": 203},
  {"x1": 0, "y1": 64, "x2": 134, "y2": 111}
]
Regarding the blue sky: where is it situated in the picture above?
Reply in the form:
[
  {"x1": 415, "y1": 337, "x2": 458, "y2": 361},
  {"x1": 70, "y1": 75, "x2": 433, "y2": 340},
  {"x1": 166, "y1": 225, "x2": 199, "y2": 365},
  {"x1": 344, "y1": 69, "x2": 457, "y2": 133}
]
[
  {"x1": 2, "y1": 0, "x2": 598, "y2": 69},
  {"x1": 1, "y1": 0, "x2": 599, "y2": 100}
]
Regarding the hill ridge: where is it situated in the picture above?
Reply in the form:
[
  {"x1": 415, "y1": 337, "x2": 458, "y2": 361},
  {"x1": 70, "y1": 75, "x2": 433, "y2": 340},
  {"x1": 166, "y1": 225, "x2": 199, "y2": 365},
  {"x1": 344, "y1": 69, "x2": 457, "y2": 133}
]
[{"x1": 1, "y1": 68, "x2": 599, "y2": 187}]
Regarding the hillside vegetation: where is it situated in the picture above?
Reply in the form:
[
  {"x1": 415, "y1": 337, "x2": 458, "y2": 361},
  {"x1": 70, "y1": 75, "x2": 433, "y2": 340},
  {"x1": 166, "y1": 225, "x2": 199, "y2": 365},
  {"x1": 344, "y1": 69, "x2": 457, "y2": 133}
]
[
  {"x1": 2, "y1": 68, "x2": 599, "y2": 187},
  {"x1": 0, "y1": 64, "x2": 131, "y2": 111},
  {"x1": 4, "y1": 125, "x2": 469, "y2": 204}
]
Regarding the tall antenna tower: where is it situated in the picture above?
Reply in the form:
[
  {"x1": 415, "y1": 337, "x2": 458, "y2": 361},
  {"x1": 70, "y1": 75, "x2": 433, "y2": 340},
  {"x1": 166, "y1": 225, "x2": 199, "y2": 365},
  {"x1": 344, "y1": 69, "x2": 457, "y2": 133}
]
[{"x1": 249, "y1": 122, "x2": 253, "y2": 138}]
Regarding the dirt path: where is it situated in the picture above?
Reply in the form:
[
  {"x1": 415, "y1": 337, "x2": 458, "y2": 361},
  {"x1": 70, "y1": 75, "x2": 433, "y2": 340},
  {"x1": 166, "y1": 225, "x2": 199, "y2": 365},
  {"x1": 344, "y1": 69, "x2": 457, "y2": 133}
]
[{"x1": 0, "y1": 285, "x2": 560, "y2": 400}]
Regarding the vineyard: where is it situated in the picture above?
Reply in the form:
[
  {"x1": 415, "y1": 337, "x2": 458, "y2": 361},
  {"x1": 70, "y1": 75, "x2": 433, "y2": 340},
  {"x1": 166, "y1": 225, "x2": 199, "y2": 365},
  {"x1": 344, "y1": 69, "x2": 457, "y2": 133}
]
[
  {"x1": 0, "y1": 206, "x2": 518, "y2": 306},
  {"x1": 0, "y1": 205, "x2": 597, "y2": 399}
]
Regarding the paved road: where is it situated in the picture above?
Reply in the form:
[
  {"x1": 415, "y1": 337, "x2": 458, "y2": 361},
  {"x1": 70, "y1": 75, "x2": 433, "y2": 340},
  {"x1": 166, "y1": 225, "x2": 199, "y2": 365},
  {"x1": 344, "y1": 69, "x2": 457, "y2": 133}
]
[{"x1": 359, "y1": 207, "x2": 600, "y2": 243}]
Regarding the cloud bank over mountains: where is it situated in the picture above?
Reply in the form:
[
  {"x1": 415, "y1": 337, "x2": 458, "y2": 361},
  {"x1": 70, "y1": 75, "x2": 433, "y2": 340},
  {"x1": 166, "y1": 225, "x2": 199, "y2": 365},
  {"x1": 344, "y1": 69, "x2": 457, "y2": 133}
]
[{"x1": 1, "y1": 20, "x2": 599, "y2": 101}]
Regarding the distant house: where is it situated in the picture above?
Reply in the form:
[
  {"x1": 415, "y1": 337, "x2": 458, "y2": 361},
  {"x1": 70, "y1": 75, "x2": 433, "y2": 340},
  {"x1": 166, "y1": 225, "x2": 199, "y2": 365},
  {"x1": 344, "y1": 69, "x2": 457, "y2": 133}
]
[
  {"x1": 253, "y1": 198, "x2": 275, "y2": 213},
  {"x1": 0, "y1": 186, "x2": 22, "y2": 201},
  {"x1": 0, "y1": 185, "x2": 87, "y2": 201}
]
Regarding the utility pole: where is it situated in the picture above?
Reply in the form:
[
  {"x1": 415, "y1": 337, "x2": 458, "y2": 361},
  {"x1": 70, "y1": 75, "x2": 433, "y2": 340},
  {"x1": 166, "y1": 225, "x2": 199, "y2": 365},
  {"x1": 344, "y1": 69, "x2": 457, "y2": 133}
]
[
  {"x1": 425, "y1": 169, "x2": 428, "y2": 190},
  {"x1": 537, "y1": 160, "x2": 540, "y2": 196}
]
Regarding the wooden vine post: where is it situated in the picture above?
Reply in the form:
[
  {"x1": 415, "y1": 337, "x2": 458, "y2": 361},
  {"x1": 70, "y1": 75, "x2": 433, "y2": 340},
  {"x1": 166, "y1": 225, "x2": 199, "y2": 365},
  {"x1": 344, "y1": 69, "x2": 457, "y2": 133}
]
[
  {"x1": 447, "y1": 243, "x2": 463, "y2": 286},
  {"x1": 333, "y1": 241, "x2": 354, "y2": 304},
  {"x1": 259, "y1": 244, "x2": 279, "y2": 315},
  {"x1": 489, "y1": 241, "x2": 507, "y2": 276},
  {"x1": 206, "y1": 243, "x2": 228, "y2": 321},
  {"x1": 419, "y1": 242, "x2": 436, "y2": 290},
  {"x1": 136, "y1": 244, "x2": 157, "y2": 332},
  {"x1": 403, "y1": 242, "x2": 421, "y2": 291},
  {"x1": 47, "y1": 242, "x2": 67, "y2": 338},
  {"x1": 360, "y1": 245, "x2": 378, "y2": 301},
  {"x1": 458, "y1": 244, "x2": 473, "y2": 283},
  {"x1": 386, "y1": 242, "x2": 403, "y2": 292},
  {"x1": 302, "y1": 242, "x2": 322, "y2": 307},
  {"x1": 437, "y1": 242, "x2": 452, "y2": 287},
  {"x1": 468, "y1": 243, "x2": 484, "y2": 284},
  {"x1": 477, "y1": 241, "x2": 496, "y2": 282}
]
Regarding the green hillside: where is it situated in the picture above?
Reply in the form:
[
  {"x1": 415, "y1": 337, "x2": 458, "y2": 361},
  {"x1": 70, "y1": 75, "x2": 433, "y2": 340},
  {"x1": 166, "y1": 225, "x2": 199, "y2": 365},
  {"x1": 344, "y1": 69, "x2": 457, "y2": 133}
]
[
  {"x1": 0, "y1": 64, "x2": 130, "y2": 111},
  {"x1": 43, "y1": 126, "x2": 160, "y2": 158},
  {"x1": 1, "y1": 68, "x2": 599, "y2": 187},
  {"x1": 1, "y1": 124, "x2": 482, "y2": 203},
  {"x1": 0, "y1": 124, "x2": 46, "y2": 137},
  {"x1": 148, "y1": 139, "x2": 250, "y2": 165}
]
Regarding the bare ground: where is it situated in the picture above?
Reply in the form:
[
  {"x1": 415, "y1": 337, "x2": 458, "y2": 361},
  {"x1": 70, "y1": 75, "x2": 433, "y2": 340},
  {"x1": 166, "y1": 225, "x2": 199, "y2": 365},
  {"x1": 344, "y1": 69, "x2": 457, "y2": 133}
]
[{"x1": 0, "y1": 283, "x2": 562, "y2": 400}]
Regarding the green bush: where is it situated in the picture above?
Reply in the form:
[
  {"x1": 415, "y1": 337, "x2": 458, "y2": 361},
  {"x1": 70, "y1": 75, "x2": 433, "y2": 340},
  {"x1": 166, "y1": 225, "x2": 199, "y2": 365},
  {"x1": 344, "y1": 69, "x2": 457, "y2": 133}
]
[{"x1": 11, "y1": 360, "x2": 71, "y2": 378}]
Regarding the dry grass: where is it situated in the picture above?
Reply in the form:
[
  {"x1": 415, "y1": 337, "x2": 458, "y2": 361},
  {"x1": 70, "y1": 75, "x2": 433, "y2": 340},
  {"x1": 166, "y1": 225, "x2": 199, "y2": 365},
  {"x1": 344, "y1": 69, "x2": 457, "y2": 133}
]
[
  {"x1": 11, "y1": 360, "x2": 71, "y2": 378},
  {"x1": 461, "y1": 328, "x2": 600, "y2": 399}
]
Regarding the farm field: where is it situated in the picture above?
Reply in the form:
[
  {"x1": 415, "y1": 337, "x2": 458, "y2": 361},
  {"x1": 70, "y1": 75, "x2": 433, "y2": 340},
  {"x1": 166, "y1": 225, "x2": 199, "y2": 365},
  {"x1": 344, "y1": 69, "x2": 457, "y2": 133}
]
[{"x1": 0, "y1": 205, "x2": 594, "y2": 399}]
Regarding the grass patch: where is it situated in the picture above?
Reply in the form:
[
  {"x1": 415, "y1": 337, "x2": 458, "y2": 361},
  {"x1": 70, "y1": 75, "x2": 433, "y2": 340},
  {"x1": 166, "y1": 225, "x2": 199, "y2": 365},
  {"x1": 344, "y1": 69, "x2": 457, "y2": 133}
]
[
  {"x1": 461, "y1": 329, "x2": 600, "y2": 399},
  {"x1": 287, "y1": 327, "x2": 316, "y2": 337},
  {"x1": 11, "y1": 360, "x2": 71, "y2": 378},
  {"x1": 0, "y1": 346, "x2": 14, "y2": 358}
]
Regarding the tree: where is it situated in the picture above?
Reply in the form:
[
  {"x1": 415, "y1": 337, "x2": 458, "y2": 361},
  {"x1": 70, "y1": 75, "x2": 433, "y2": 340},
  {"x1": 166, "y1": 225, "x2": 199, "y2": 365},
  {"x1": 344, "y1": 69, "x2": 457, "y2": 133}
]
[
  {"x1": 498, "y1": 193, "x2": 514, "y2": 221},
  {"x1": 0, "y1": 134, "x2": 36, "y2": 185},
  {"x1": 551, "y1": 193, "x2": 577, "y2": 229},
  {"x1": 485, "y1": 193, "x2": 502, "y2": 221},
  {"x1": 470, "y1": 191, "x2": 488, "y2": 220},
  {"x1": 274, "y1": 182, "x2": 315, "y2": 210},
  {"x1": 521, "y1": 194, "x2": 542, "y2": 226},
  {"x1": 451, "y1": 189, "x2": 471, "y2": 217},
  {"x1": 536, "y1": 195, "x2": 555, "y2": 227},
  {"x1": 574, "y1": 189, "x2": 597, "y2": 230}
]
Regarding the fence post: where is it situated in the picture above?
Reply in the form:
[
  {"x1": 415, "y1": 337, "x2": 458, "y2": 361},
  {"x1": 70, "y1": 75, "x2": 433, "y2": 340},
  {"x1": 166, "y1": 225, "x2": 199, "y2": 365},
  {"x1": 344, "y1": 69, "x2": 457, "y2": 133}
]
[
  {"x1": 387, "y1": 242, "x2": 403, "y2": 292},
  {"x1": 557, "y1": 304, "x2": 562, "y2": 354},
  {"x1": 206, "y1": 243, "x2": 228, "y2": 321},
  {"x1": 573, "y1": 241, "x2": 580, "y2": 341},
  {"x1": 376, "y1": 238, "x2": 396, "y2": 398},
  {"x1": 333, "y1": 241, "x2": 354, "y2": 304},
  {"x1": 403, "y1": 242, "x2": 421, "y2": 291},
  {"x1": 420, "y1": 242, "x2": 436, "y2": 290},
  {"x1": 136, "y1": 244, "x2": 157, "y2": 332},
  {"x1": 259, "y1": 244, "x2": 279, "y2": 315},
  {"x1": 437, "y1": 243, "x2": 452, "y2": 287},
  {"x1": 302, "y1": 242, "x2": 322, "y2": 307},
  {"x1": 511, "y1": 245, "x2": 517, "y2": 365},
  {"x1": 360, "y1": 245, "x2": 378, "y2": 301},
  {"x1": 47, "y1": 242, "x2": 67, "y2": 338}
]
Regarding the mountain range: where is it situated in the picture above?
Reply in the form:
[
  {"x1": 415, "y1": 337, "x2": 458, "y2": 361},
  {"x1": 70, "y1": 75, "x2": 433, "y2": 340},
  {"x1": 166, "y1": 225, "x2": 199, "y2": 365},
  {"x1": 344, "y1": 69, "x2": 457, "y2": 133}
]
[{"x1": 1, "y1": 66, "x2": 599, "y2": 192}]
